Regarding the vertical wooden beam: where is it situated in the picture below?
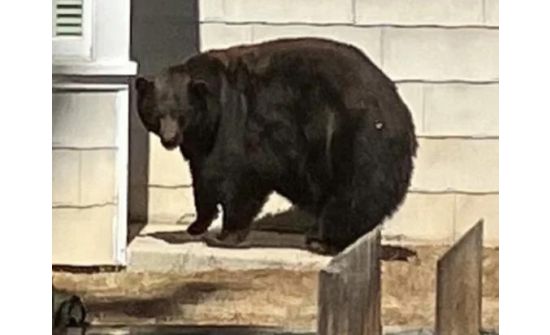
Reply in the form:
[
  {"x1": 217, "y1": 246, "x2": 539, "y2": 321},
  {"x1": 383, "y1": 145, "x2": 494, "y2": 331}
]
[
  {"x1": 436, "y1": 220, "x2": 484, "y2": 335},
  {"x1": 318, "y1": 228, "x2": 382, "y2": 335}
]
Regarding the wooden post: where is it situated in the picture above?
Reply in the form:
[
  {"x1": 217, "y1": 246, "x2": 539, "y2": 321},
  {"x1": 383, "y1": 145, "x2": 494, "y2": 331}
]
[
  {"x1": 318, "y1": 228, "x2": 382, "y2": 335},
  {"x1": 436, "y1": 220, "x2": 484, "y2": 335}
]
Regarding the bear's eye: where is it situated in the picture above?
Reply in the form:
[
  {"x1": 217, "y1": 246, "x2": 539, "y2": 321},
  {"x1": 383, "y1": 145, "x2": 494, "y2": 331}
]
[
  {"x1": 143, "y1": 115, "x2": 159, "y2": 133},
  {"x1": 138, "y1": 106, "x2": 160, "y2": 133},
  {"x1": 150, "y1": 117, "x2": 160, "y2": 133}
]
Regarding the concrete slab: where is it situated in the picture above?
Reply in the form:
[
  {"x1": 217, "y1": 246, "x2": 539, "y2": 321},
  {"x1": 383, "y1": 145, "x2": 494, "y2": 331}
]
[{"x1": 128, "y1": 224, "x2": 331, "y2": 273}]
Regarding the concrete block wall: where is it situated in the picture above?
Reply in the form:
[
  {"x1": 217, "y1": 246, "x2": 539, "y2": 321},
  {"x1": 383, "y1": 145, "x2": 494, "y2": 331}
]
[{"x1": 147, "y1": 0, "x2": 499, "y2": 246}]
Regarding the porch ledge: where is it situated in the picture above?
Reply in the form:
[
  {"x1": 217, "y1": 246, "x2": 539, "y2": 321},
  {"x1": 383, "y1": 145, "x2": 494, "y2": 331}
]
[
  {"x1": 53, "y1": 60, "x2": 138, "y2": 76},
  {"x1": 127, "y1": 224, "x2": 332, "y2": 273}
]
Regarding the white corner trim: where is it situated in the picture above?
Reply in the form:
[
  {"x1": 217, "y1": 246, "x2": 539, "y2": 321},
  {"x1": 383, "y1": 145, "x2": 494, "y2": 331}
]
[
  {"x1": 52, "y1": 82, "x2": 129, "y2": 91},
  {"x1": 53, "y1": 60, "x2": 138, "y2": 76},
  {"x1": 114, "y1": 89, "x2": 129, "y2": 265}
]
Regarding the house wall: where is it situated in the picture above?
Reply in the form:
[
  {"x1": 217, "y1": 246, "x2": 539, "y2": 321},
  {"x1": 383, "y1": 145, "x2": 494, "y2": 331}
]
[{"x1": 147, "y1": 0, "x2": 499, "y2": 246}]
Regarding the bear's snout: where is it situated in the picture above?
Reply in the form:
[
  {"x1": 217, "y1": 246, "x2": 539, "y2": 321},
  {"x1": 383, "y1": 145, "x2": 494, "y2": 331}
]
[
  {"x1": 160, "y1": 134, "x2": 181, "y2": 150},
  {"x1": 159, "y1": 116, "x2": 181, "y2": 150}
]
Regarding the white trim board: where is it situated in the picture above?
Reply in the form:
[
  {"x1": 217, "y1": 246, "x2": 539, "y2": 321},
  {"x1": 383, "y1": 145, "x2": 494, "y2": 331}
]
[{"x1": 114, "y1": 88, "x2": 129, "y2": 265}]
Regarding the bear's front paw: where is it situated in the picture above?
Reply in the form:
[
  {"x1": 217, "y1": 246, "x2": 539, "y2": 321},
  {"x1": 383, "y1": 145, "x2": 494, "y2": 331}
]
[{"x1": 187, "y1": 220, "x2": 210, "y2": 235}]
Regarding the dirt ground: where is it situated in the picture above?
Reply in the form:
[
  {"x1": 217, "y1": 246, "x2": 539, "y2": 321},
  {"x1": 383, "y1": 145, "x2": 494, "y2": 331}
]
[{"x1": 53, "y1": 245, "x2": 498, "y2": 332}]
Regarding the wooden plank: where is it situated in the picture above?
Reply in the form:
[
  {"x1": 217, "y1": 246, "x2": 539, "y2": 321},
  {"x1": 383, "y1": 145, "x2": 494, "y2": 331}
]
[
  {"x1": 436, "y1": 220, "x2": 484, "y2": 335},
  {"x1": 318, "y1": 228, "x2": 381, "y2": 335}
]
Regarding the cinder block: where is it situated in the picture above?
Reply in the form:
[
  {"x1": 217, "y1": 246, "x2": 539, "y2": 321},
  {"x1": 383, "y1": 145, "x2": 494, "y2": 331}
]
[
  {"x1": 201, "y1": 0, "x2": 354, "y2": 24},
  {"x1": 53, "y1": 92, "x2": 118, "y2": 148},
  {"x1": 423, "y1": 83, "x2": 499, "y2": 136},
  {"x1": 149, "y1": 135, "x2": 192, "y2": 187},
  {"x1": 396, "y1": 83, "x2": 424, "y2": 134},
  {"x1": 52, "y1": 150, "x2": 80, "y2": 206},
  {"x1": 252, "y1": 25, "x2": 383, "y2": 66},
  {"x1": 52, "y1": 206, "x2": 117, "y2": 265},
  {"x1": 80, "y1": 149, "x2": 117, "y2": 205},
  {"x1": 200, "y1": 23, "x2": 253, "y2": 51},
  {"x1": 484, "y1": 0, "x2": 499, "y2": 26},
  {"x1": 454, "y1": 194, "x2": 499, "y2": 246},
  {"x1": 411, "y1": 138, "x2": 499, "y2": 192},
  {"x1": 355, "y1": 0, "x2": 484, "y2": 25},
  {"x1": 148, "y1": 186, "x2": 196, "y2": 223},
  {"x1": 382, "y1": 28, "x2": 499, "y2": 81},
  {"x1": 382, "y1": 193, "x2": 455, "y2": 244},
  {"x1": 199, "y1": 0, "x2": 225, "y2": 21}
]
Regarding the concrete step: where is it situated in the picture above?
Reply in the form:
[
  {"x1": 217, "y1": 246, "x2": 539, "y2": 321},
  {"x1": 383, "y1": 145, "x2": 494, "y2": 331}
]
[{"x1": 127, "y1": 224, "x2": 331, "y2": 273}]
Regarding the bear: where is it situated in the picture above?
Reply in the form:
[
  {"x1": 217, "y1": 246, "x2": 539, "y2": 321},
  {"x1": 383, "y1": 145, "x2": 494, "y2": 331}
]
[{"x1": 135, "y1": 37, "x2": 417, "y2": 254}]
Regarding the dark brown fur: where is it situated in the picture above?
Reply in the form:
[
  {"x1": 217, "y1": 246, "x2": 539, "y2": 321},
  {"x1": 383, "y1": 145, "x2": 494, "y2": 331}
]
[{"x1": 136, "y1": 38, "x2": 417, "y2": 254}]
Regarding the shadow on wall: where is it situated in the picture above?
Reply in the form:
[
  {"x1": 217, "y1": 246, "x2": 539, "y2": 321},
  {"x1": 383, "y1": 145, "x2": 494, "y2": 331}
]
[{"x1": 128, "y1": 0, "x2": 200, "y2": 243}]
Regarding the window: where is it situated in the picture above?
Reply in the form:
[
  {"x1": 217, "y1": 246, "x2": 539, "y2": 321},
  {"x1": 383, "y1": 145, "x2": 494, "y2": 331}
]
[{"x1": 52, "y1": 0, "x2": 93, "y2": 60}]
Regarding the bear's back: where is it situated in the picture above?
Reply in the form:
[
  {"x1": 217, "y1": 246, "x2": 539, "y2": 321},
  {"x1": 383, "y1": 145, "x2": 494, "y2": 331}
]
[
  {"x1": 202, "y1": 38, "x2": 416, "y2": 154},
  {"x1": 206, "y1": 38, "x2": 392, "y2": 88}
]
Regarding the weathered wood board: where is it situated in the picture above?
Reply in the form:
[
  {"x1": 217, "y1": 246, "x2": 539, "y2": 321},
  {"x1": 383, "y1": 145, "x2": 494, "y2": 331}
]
[
  {"x1": 436, "y1": 220, "x2": 484, "y2": 335},
  {"x1": 318, "y1": 228, "x2": 382, "y2": 335}
]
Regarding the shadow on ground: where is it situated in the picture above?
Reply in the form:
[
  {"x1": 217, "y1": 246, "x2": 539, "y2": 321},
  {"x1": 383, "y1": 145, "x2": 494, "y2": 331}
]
[
  {"x1": 142, "y1": 207, "x2": 417, "y2": 261},
  {"x1": 63, "y1": 325, "x2": 312, "y2": 335},
  {"x1": 85, "y1": 281, "x2": 249, "y2": 320},
  {"x1": 143, "y1": 207, "x2": 313, "y2": 250}
]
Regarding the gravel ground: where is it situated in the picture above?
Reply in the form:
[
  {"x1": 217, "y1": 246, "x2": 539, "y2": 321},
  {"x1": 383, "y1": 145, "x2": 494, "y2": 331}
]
[
  {"x1": 61, "y1": 325, "x2": 498, "y2": 335},
  {"x1": 53, "y1": 245, "x2": 498, "y2": 333}
]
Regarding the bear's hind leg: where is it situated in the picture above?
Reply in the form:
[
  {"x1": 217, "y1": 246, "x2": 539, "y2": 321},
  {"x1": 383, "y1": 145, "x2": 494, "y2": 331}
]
[
  {"x1": 305, "y1": 195, "x2": 354, "y2": 255},
  {"x1": 309, "y1": 189, "x2": 385, "y2": 254},
  {"x1": 305, "y1": 218, "x2": 336, "y2": 255}
]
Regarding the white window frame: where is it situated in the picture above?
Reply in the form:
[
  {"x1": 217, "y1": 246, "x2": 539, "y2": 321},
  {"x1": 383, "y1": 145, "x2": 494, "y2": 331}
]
[{"x1": 52, "y1": 0, "x2": 94, "y2": 60}]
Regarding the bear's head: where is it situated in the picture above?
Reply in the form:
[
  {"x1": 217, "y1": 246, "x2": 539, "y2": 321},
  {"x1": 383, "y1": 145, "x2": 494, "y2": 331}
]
[
  {"x1": 134, "y1": 72, "x2": 209, "y2": 150},
  {"x1": 135, "y1": 54, "x2": 249, "y2": 153}
]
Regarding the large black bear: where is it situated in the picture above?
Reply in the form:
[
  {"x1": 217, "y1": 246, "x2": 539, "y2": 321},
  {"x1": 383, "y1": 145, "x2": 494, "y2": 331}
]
[{"x1": 136, "y1": 38, "x2": 417, "y2": 254}]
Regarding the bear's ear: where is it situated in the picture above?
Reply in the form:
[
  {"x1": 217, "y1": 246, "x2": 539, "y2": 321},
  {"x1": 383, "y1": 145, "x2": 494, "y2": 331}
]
[{"x1": 135, "y1": 77, "x2": 153, "y2": 93}]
